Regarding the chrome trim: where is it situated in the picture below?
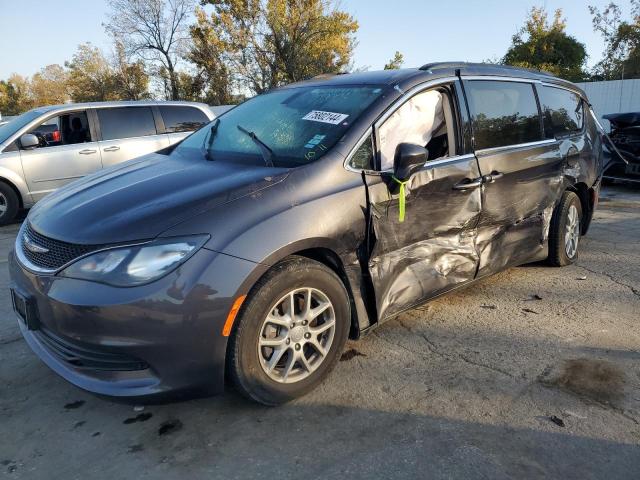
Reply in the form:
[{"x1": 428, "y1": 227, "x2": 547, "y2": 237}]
[
  {"x1": 375, "y1": 77, "x2": 459, "y2": 130},
  {"x1": 377, "y1": 153, "x2": 477, "y2": 175},
  {"x1": 463, "y1": 75, "x2": 542, "y2": 84},
  {"x1": 540, "y1": 82, "x2": 586, "y2": 100},
  {"x1": 475, "y1": 139, "x2": 556, "y2": 156},
  {"x1": 14, "y1": 223, "x2": 150, "y2": 276}
]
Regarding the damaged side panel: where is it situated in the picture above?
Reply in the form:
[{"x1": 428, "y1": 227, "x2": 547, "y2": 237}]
[
  {"x1": 364, "y1": 156, "x2": 482, "y2": 320},
  {"x1": 474, "y1": 141, "x2": 565, "y2": 277}
]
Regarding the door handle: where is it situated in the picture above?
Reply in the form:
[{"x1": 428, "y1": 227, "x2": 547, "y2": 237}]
[
  {"x1": 453, "y1": 177, "x2": 483, "y2": 190},
  {"x1": 482, "y1": 171, "x2": 504, "y2": 183},
  {"x1": 103, "y1": 146, "x2": 120, "y2": 152},
  {"x1": 79, "y1": 149, "x2": 97, "y2": 155}
]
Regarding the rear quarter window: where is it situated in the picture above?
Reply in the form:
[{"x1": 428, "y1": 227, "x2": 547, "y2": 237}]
[
  {"x1": 538, "y1": 85, "x2": 584, "y2": 138},
  {"x1": 466, "y1": 80, "x2": 542, "y2": 150},
  {"x1": 159, "y1": 106, "x2": 209, "y2": 133},
  {"x1": 97, "y1": 107, "x2": 157, "y2": 140}
]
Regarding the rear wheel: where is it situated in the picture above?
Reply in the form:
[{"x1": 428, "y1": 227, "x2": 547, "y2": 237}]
[
  {"x1": 0, "y1": 183, "x2": 19, "y2": 226},
  {"x1": 548, "y1": 191, "x2": 583, "y2": 266},
  {"x1": 228, "y1": 256, "x2": 350, "y2": 405}
]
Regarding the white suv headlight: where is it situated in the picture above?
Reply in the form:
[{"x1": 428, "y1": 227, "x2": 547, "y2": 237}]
[{"x1": 59, "y1": 235, "x2": 209, "y2": 286}]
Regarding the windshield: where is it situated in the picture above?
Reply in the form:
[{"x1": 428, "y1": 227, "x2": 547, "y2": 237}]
[
  {"x1": 0, "y1": 109, "x2": 47, "y2": 144},
  {"x1": 176, "y1": 85, "x2": 384, "y2": 167}
]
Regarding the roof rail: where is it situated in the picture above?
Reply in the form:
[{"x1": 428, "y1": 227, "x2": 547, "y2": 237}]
[{"x1": 419, "y1": 62, "x2": 554, "y2": 77}]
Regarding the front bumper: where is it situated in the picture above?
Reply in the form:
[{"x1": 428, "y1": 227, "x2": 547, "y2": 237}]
[{"x1": 8, "y1": 247, "x2": 263, "y2": 401}]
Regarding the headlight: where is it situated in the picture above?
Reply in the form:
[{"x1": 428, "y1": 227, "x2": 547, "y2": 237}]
[{"x1": 58, "y1": 235, "x2": 209, "y2": 286}]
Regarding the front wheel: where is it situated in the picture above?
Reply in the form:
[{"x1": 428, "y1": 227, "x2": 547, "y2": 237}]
[
  {"x1": 227, "y1": 256, "x2": 350, "y2": 405},
  {"x1": 0, "y1": 182, "x2": 19, "y2": 226},
  {"x1": 548, "y1": 191, "x2": 583, "y2": 266}
]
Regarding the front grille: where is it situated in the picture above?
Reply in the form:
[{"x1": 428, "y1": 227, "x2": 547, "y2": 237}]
[
  {"x1": 20, "y1": 222, "x2": 106, "y2": 271},
  {"x1": 34, "y1": 328, "x2": 148, "y2": 371}
]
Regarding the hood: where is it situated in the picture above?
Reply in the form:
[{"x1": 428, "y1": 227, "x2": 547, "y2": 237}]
[{"x1": 28, "y1": 153, "x2": 289, "y2": 244}]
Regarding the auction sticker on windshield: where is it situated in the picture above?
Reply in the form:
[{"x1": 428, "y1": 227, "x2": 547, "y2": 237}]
[{"x1": 302, "y1": 110, "x2": 349, "y2": 125}]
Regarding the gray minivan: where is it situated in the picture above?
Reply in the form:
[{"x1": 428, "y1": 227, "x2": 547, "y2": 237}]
[
  {"x1": 0, "y1": 101, "x2": 215, "y2": 224},
  {"x1": 10, "y1": 64, "x2": 605, "y2": 405}
]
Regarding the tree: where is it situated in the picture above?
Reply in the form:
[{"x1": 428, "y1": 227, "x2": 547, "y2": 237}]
[
  {"x1": 111, "y1": 42, "x2": 151, "y2": 100},
  {"x1": 66, "y1": 43, "x2": 116, "y2": 102},
  {"x1": 503, "y1": 7, "x2": 587, "y2": 82},
  {"x1": 590, "y1": 1, "x2": 640, "y2": 79},
  {"x1": 191, "y1": 0, "x2": 358, "y2": 94},
  {"x1": 384, "y1": 51, "x2": 404, "y2": 70},
  {"x1": 30, "y1": 65, "x2": 69, "y2": 106},
  {"x1": 104, "y1": 0, "x2": 196, "y2": 100},
  {"x1": 0, "y1": 75, "x2": 32, "y2": 115}
]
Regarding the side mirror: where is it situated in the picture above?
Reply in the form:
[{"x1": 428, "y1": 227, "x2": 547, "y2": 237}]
[
  {"x1": 20, "y1": 134, "x2": 39, "y2": 150},
  {"x1": 393, "y1": 143, "x2": 428, "y2": 181}
]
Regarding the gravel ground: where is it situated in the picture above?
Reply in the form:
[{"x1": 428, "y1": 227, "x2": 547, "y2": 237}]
[{"x1": 0, "y1": 184, "x2": 639, "y2": 479}]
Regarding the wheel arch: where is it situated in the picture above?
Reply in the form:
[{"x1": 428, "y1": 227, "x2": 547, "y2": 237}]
[
  {"x1": 566, "y1": 181, "x2": 594, "y2": 234},
  {"x1": 237, "y1": 239, "x2": 373, "y2": 341},
  {"x1": 0, "y1": 176, "x2": 25, "y2": 210}
]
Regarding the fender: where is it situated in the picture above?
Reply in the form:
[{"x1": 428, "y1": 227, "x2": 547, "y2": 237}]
[{"x1": 0, "y1": 166, "x2": 33, "y2": 208}]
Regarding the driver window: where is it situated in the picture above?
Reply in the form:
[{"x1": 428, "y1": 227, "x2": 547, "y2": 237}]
[
  {"x1": 378, "y1": 88, "x2": 455, "y2": 170},
  {"x1": 27, "y1": 111, "x2": 91, "y2": 149}
]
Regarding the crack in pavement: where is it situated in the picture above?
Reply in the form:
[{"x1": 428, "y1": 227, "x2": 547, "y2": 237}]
[
  {"x1": 578, "y1": 264, "x2": 640, "y2": 298},
  {"x1": 376, "y1": 319, "x2": 515, "y2": 379}
]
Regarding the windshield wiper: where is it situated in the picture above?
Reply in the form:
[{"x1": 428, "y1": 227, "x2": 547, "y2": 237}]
[
  {"x1": 236, "y1": 124, "x2": 275, "y2": 167},
  {"x1": 201, "y1": 118, "x2": 220, "y2": 161}
]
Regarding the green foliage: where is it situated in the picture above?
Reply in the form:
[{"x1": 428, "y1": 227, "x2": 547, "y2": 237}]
[
  {"x1": 191, "y1": 0, "x2": 358, "y2": 95},
  {"x1": 502, "y1": 7, "x2": 587, "y2": 82},
  {"x1": 384, "y1": 51, "x2": 404, "y2": 70},
  {"x1": 590, "y1": 1, "x2": 640, "y2": 79}
]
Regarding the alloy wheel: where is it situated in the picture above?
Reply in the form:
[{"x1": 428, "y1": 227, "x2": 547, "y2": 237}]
[
  {"x1": 565, "y1": 204, "x2": 580, "y2": 258},
  {"x1": 257, "y1": 287, "x2": 336, "y2": 383}
]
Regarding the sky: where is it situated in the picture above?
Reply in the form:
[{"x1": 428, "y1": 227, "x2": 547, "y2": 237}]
[{"x1": 0, "y1": 0, "x2": 623, "y2": 80}]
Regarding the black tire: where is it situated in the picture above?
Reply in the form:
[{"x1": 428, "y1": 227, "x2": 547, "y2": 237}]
[
  {"x1": 227, "y1": 256, "x2": 350, "y2": 405},
  {"x1": 548, "y1": 190, "x2": 583, "y2": 267},
  {"x1": 0, "y1": 182, "x2": 19, "y2": 226}
]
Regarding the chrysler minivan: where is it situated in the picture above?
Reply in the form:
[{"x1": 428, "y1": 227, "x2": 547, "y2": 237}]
[
  {"x1": 9, "y1": 64, "x2": 605, "y2": 405},
  {"x1": 0, "y1": 101, "x2": 215, "y2": 224}
]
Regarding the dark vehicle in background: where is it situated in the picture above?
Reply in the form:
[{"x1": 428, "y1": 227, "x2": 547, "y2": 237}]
[
  {"x1": 0, "y1": 101, "x2": 215, "y2": 225},
  {"x1": 9, "y1": 63, "x2": 605, "y2": 405},
  {"x1": 603, "y1": 112, "x2": 640, "y2": 182}
]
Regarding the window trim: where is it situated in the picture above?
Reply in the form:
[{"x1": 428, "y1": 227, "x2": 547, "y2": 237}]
[
  {"x1": 95, "y1": 106, "x2": 159, "y2": 142},
  {"x1": 20, "y1": 109, "x2": 95, "y2": 151},
  {"x1": 537, "y1": 83, "x2": 586, "y2": 140},
  {"x1": 464, "y1": 78, "x2": 545, "y2": 152},
  {"x1": 158, "y1": 105, "x2": 210, "y2": 134}
]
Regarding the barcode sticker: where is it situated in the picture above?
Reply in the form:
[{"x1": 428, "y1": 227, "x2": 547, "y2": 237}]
[{"x1": 302, "y1": 110, "x2": 349, "y2": 125}]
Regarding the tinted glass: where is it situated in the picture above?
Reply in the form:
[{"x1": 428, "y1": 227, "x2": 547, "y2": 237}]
[
  {"x1": 539, "y1": 86, "x2": 584, "y2": 138},
  {"x1": 160, "y1": 106, "x2": 209, "y2": 133},
  {"x1": 466, "y1": 80, "x2": 542, "y2": 150},
  {"x1": 176, "y1": 85, "x2": 383, "y2": 167},
  {"x1": 97, "y1": 107, "x2": 156, "y2": 140},
  {"x1": 27, "y1": 111, "x2": 91, "y2": 148}
]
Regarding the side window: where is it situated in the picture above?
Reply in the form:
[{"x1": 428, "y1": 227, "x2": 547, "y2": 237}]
[
  {"x1": 97, "y1": 107, "x2": 156, "y2": 141},
  {"x1": 26, "y1": 111, "x2": 91, "y2": 149},
  {"x1": 538, "y1": 86, "x2": 584, "y2": 138},
  {"x1": 378, "y1": 88, "x2": 453, "y2": 170},
  {"x1": 348, "y1": 135, "x2": 374, "y2": 170},
  {"x1": 466, "y1": 80, "x2": 542, "y2": 150},
  {"x1": 160, "y1": 106, "x2": 209, "y2": 133}
]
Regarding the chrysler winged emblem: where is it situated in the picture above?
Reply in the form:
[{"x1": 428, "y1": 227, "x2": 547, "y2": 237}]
[{"x1": 24, "y1": 234, "x2": 49, "y2": 254}]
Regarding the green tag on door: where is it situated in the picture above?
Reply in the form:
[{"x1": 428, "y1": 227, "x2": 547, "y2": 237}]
[{"x1": 391, "y1": 175, "x2": 408, "y2": 222}]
